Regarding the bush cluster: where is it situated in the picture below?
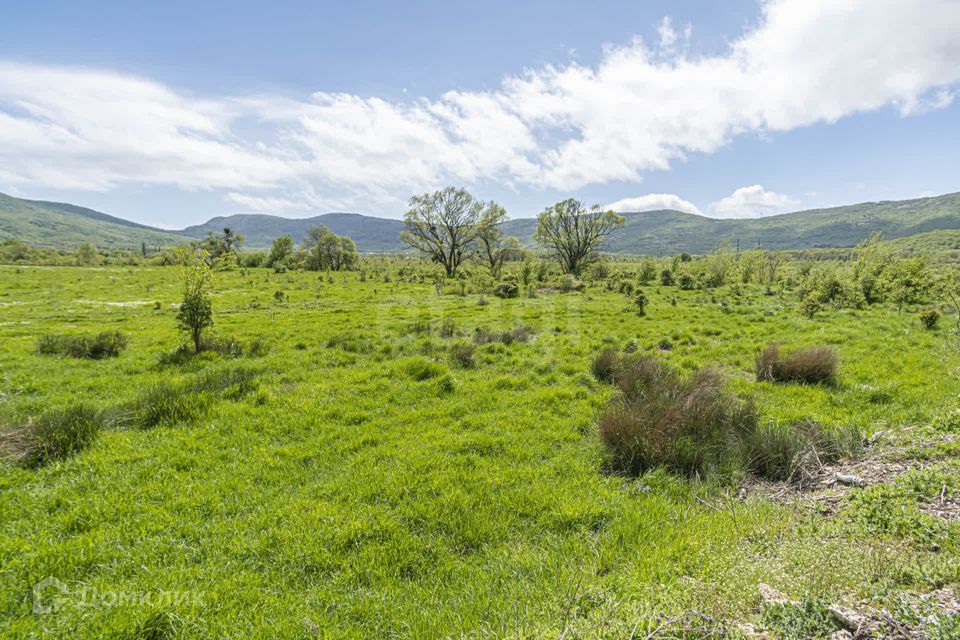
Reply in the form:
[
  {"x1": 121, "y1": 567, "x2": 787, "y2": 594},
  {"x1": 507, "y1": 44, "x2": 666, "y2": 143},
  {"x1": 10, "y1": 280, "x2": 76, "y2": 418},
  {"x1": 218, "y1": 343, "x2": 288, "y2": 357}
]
[
  {"x1": 598, "y1": 356, "x2": 759, "y2": 478},
  {"x1": 593, "y1": 351, "x2": 858, "y2": 480}
]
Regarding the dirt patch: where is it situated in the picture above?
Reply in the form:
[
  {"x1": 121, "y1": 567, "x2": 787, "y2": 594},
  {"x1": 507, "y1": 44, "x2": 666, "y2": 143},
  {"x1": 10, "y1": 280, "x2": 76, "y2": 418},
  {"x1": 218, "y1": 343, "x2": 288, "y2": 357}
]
[{"x1": 739, "y1": 435, "x2": 944, "y2": 516}]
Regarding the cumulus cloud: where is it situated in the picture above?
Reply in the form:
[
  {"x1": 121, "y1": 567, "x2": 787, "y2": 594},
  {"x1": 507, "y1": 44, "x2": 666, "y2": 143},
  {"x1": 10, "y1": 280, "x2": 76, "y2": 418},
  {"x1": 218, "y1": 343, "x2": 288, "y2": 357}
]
[
  {"x1": 709, "y1": 185, "x2": 798, "y2": 218},
  {"x1": 606, "y1": 194, "x2": 702, "y2": 215},
  {"x1": 0, "y1": 0, "x2": 959, "y2": 215}
]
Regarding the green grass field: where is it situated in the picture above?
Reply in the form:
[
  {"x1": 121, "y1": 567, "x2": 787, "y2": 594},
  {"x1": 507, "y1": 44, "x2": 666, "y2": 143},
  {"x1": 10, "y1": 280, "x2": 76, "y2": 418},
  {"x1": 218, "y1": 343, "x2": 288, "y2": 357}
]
[{"x1": 1, "y1": 264, "x2": 959, "y2": 638}]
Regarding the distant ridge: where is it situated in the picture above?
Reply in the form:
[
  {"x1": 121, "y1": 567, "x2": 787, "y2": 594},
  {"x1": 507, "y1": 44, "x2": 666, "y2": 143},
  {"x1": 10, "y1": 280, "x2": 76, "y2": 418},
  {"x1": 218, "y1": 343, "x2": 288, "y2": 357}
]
[
  {"x1": 2, "y1": 190, "x2": 959, "y2": 254},
  {"x1": 181, "y1": 212, "x2": 404, "y2": 252},
  {"x1": 0, "y1": 193, "x2": 190, "y2": 249}
]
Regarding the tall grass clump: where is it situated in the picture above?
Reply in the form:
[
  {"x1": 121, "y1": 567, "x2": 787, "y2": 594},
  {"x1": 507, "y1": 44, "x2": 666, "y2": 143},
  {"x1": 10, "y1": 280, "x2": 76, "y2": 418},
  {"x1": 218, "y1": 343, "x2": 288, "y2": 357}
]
[
  {"x1": 37, "y1": 330, "x2": 128, "y2": 359},
  {"x1": 450, "y1": 343, "x2": 476, "y2": 368},
  {"x1": 594, "y1": 352, "x2": 859, "y2": 480},
  {"x1": 755, "y1": 343, "x2": 838, "y2": 384},
  {"x1": 597, "y1": 357, "x2": 759, "y2": 478},
  {"x1": 127, "y1": 366, "x2": 260, "y2": 428},
  {"x1": 132, "y1": 383, "x2": 212, "y2": 429},
  {"x1": 1, "y1": 404, "x2": 103, "y2": 468},
  {"x1": 473, "y1": 324, "x2": 533, "y2": 346},
  {"x1": 745, "y1": 419, "x2": 862, "y2": 483}
]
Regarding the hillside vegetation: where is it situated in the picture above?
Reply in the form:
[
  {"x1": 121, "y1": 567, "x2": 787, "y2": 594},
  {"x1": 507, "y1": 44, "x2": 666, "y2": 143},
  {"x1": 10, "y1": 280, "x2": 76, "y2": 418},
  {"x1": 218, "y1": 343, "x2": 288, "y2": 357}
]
[
  {"x1": 181, "y1": 212, "x2": 404, "y2": 251},
  {"x1": 0, "y1": 193, "x2": 189, "y2": 249},
  {"x1": 3, "y1": 190, "x2": 960, "y2": 255}
]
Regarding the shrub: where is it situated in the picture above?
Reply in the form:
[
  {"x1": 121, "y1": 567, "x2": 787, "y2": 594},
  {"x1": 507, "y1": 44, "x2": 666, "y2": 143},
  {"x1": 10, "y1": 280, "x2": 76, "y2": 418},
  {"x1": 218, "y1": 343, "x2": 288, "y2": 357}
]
[
  {"x1": 177, "y1": 255, "x2": 214, "y2": 353},
  {"x1": 558, "y1": 275, "x2": 584, "y2": 292},
  {"x1": 492, "y1": 282, "x2": 519, "y2": 298},
  {"x1": 920, "y1": 308, "x2": 940, "y2": 330},
  {"x1": 799, "y1": 294, "x2": 821, "y2": 319},
  {"x1": 37, "y1": 331, "x2": 128, "y2": 359},
  {"x1": 2, "y1": 404, "x2": 103, "y2": 468},
  {"x1": 677, "y1": 273, "x2": 695, "y2": 290},
  {"x1": 660, "y1": 269, "x2": 675, "y2": 286},
  {"x1": 635, "y1": 290, "x2": 648, "y2": 316},
  {"x1": 755, "y1": 343, "x2": 838, "y2": 385},
  {"x1": 598, "y1": 363, "x2": 758, "y2": 478},
  {"x1": 450, "y1": 343, "x2": 476, "y2": 368}
]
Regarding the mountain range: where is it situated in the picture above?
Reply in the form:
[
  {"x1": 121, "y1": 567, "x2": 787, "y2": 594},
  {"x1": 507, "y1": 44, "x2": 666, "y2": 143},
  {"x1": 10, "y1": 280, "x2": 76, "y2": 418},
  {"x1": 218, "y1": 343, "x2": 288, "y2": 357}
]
[{"x1": 2, "y1": 190, "x2": 959, "y2": 255}]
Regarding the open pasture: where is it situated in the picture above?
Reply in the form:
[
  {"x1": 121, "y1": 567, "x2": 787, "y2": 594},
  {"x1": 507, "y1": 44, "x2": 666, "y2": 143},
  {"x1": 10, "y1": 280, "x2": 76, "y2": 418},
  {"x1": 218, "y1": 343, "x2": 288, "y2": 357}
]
[{"x1": 1, "y1": 262, "x2": 959, "y2": 638}]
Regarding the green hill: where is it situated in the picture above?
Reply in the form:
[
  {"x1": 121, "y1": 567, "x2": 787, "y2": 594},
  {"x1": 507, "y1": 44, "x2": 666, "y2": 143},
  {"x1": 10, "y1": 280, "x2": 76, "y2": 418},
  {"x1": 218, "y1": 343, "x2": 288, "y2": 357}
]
[
  {"x1": 181, "y1": 213, "x2": 404, "y2": 252},
  {"x1": 3, "y1": 190, "x2": 960, "y2": 255},
  {"x1": 501, "y1": 192, "x2": 960, "y2": 255},
  {"x1": 0, "y1": 193, "x2": 189, "y2": 249}
]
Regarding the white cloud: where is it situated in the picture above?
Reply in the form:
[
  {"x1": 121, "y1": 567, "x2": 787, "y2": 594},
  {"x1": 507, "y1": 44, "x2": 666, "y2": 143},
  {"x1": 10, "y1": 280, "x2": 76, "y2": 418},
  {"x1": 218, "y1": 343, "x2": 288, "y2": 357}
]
[
  {"x1": 0, "y1": 0, "x2": 959, "y2": 215},
  {"x1": 709, "y1": 185, "x2": 798, "y2": 218},
  {"x1": 606, "y1": 194, "x2": 702, "y2": 215},
  {"x1": 225, "y1": 192, "x2": 306, "y2": 213},
  {"x1": 657, "y1": 17, "x2": 678, "y2": 49}
]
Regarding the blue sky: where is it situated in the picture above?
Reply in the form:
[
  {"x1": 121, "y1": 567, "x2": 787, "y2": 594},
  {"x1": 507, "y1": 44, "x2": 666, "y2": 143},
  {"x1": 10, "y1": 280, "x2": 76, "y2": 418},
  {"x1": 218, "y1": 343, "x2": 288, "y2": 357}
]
[{"x1": 2, "y1": 0, "x2": 959, "y2": 227}]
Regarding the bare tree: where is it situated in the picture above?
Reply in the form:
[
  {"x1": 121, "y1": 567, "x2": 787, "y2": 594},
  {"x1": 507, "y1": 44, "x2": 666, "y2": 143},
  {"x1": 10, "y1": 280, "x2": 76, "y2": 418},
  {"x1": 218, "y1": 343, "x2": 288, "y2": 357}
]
[
  {"x1": 534, "y1": 199, "x2": 623, "y2": 275},
  {"x1": 474, "y1": 202, "x2": 517, "y2": 278},
  {"x1": 401, "y1": 187, "x2": 485, "y2": 277}
]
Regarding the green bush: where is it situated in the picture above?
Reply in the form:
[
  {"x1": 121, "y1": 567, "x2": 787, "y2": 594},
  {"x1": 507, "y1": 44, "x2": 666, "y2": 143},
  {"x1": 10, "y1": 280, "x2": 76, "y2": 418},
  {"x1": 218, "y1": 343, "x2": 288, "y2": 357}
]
[
  {"x1": 492, "y1": 282, "x2": 519, "y2": 298},
  {"x1": 799, "y1": 294, "x2": 822, "y2": 319},
  {"x1": 920, "y1": 307, "x2": 940, "y2": 329},
  {"x1": 37, "y1": 330, "x2": 128, "y2": 359}
]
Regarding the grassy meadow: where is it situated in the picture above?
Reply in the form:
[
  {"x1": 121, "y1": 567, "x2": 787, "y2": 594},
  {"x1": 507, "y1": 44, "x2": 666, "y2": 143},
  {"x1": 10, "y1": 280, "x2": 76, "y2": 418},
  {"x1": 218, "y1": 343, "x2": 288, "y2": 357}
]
[{"x1": 1, "y1": 260, "x2": 959, "y2": 638}]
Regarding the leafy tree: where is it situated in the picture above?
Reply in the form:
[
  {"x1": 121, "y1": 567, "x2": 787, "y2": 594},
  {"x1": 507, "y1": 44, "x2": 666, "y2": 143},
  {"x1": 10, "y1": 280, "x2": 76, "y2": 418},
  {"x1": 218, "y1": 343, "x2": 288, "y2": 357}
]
[
  {"x1": 302, "y1": 226, "x2": 358, "y2": 271},
  {"x1": 267, "y1": 236, "x2": 295, "y2": 268},
  {"x1": 401, "y1": 187, "x2": 485, "y2": 277},
  {"x1": 201, "y1": 228, "x2": 244, "y2": 263},
  {"x1": 176, "y1": 251, "x2": 214, "y2": 354},
  {"x1": 474, "y1": 202, "x2": 515, "y2": 278},
  {"x1": 337, "y1": 236, "x2": 359, "y2": 270},
  {"x1": 881, "y1": 257, "x2": 929, "y2": 313},
  {"x1": 534, "y1": 199, "x2": 623, "y2": 275}
]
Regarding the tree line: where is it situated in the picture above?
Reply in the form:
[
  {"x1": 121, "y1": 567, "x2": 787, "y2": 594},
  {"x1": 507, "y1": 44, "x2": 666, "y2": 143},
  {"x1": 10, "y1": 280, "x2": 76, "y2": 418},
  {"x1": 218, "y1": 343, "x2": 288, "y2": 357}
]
[{"x1": 400, "y1": 186, "x2": 623, "y2": 278}]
